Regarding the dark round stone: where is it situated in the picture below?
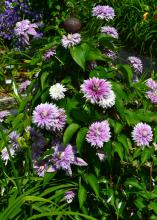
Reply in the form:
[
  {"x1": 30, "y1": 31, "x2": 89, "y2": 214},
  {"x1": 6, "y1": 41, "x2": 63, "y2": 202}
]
[{"x1": 63, "y1": 17, "x2": 81, "y2": 33}]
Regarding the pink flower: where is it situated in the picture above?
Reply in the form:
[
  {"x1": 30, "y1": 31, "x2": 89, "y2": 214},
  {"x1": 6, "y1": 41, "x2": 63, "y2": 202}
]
[
  {"x1": 145, "y1": 78, "x2": 157, "y2": 104},
  {"x1": 19, "y1": 80, "x2": 31, "y2": 93},
  {"x1": 80, "y1": 77, "x2": 112, "y2": 104},
  {"x1": 92, "y1": 5, "x2": 115, "y2": 20},
  {"x1": 132, "y1": 123, "x2": 153, "y2": 146},
  {"x1": 146, "y1": 91, "x2": 157, "y2": 103},
  {"x1": 146, "y1": 79, "x2": 157, "y2": 90},
  {"x1": 101, "y1": 26, "x2": 118, "y2": 39},
  {"x1": 61, "y1": 33, "x2": 81, "y2": 48},
  {"x1": 128, "y1": 56, "x2": 143, "y2": 74},
  {"x1": 32, "y1": 103, "x2": 66, "y2": 131},
  {"x1": 43, "y1": 48, "x2": 56, "y2": 60},
  {"x1": 86, "y1": 121, "x2": 111, "y2": 148}
]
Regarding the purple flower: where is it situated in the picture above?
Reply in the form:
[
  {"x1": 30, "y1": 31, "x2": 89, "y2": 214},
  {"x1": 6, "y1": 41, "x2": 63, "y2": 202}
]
[
  {"x1": 146, "y1": 79, "x2": 157, "y2": 90},
  {"x1": 128, "y1": 56, "x2": 143, "y2": 74},
  {"x1": 32, "y1": 103, "x2": 66, "y2": 131},
  {"x1": 103, "y1": 49, "x2": 117, "y2": 60},
  {"x1": 9, "y1": 131, "x2": 20, "y2": 150},
  {"x1": 65, "y1": 191, "x2": 75, "y2": 203},
  {"x1": 0, "y1": 110, "x2": 10, "y2": 122},
  {"x1": 80, "y1": 77, "x2": 112, "y2": 104},
  {"x1": 33, "y1": 160, "x2": 48, "y2": 177},
  {"x1": 145, "y1": 79, "x2": 157, "y2": 104},
  {"x1": 48, "y1": 144, "x2": 87, "y2": 176},
  {"x1": 51, "y1": 108, "x2": 66, "y2": 131},
  {"x1": 101, "y1": 26, "x2": 118, "y2": 39},
  {"x1": 86, "y1": 121, "x2": 111, "y2": 148},
  {"x1": 61, "y1": 33, "x2": 81, "y2": 48},
  {"x1": 132, "y1": 123, "x2": 153, "y2": 146},
  {"x1": 1, "y1": 147, "x2": 15, "y2": 165},
  {"x1": 14, "y1": 19, "x2": 38, "y2": 45},
  {"x1": 92, "y1": 5, "x2": 115, "y2": 20},
  {"x1": 146, "y1": 91, "x2": 157, "y2": 104},
  {"x1": 43, "y1": 48, "x2": 56, "y2": 60},
  {"x1": 29, "y1": 127, "x2": 46, "y2": 159},
  {"x1": 19, "y1": 80, "x2": 31, "y2": 93},
  {"x1": 0, "y1": 0, "x2": 41, "y2": 43},
  {"x1": 32, "y1": 103, "x2": 59, "y2": 130}
]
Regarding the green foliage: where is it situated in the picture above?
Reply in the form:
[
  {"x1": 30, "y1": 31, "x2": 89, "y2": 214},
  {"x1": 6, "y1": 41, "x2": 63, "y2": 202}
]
[{"x1": 1, "y1": 0, "x2": 157, "y2": 219}]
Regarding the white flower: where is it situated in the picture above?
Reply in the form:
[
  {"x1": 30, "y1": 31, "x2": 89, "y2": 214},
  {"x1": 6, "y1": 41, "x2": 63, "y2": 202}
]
[
  {"x1": 49, "y1": 83, "x2": 67, "y2": 100},
  {"x1": 96, "y1": 152, "x2": 106, "y2": 161},
  {"x1": 98, "y1": 90, "x2": 116, "y2": 108}
]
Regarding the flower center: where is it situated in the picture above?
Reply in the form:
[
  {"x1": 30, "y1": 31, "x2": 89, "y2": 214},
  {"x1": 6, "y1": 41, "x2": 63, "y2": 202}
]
[
  {"x1": 142, "y1": 130, "x2": 148, "y2": 137},
  {"x1": 92, "y1": 84, "x2": 99, "y2": 92},
  {"x1": 95, "y1": 128, "x2": 100, "y2": 136},
  {"x1": 41, "y1": 111, "x2": 48, "y2": 117}
]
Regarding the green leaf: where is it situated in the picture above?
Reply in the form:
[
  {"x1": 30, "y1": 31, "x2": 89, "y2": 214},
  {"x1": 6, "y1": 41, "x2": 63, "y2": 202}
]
[
  {"x1": 63, "y1": 123, "x2": 80, "y2": 145},
  {"x1": 117, "y1": 135, "x2": 131, "y2": 154},
  {"x1": 149, "y1": 201, "x2": 157, "y2": 214},
  {"x1": 27, "y1": 211, "x2": 97, "y2": 220},
  {"x1": 141, "y1": 148, "x2": 152, "y2": 164},
  {"x1": 78, "y1": 185, "x2": 87, "y2": 208},
  {"x1": 40, "y1": 72, "x2": 49, "y2": 90},
  {"x1": 114, "y1": 142, "x2": 124, "y2": 160},
  {"x1": 134, "y1": 198, "x2": 145, "y2": 210},
  {"x1": 125, "y1": 178, "x2": 144, "y2": 190},
  {"x1": 76, "y1": 127, "x2": 88, "y2": 154},
  {"x1": 85, "y1": 174, "x2": 99, "y2": 197},
  {"x1": 118, "y1": 64, "x2": 133, "y2": 85},
  {"x1": 86, "y1": 47, "x2": 105, "y2": 62},
  {"x1": 70, "y1": 44, "x2": 87, "y2": 71}
]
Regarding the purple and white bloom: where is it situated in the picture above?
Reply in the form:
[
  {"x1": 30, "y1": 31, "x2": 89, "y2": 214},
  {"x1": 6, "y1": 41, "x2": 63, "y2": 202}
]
[
  {"x1": 61, "y1": 33, "x2": 81, "y2": 48},
  {"x1": 146, "y1": 90, "x2": 157, "y2": 104},
  {"x1": 32, "y1": 103, "x2": 59, "y2": 130},
  {"x1": 65, "y1": 191, "x2": 75, "y2": 203},
  {"x1": 19, "y1": 80, "x2": 31, "y2": 93},
  {"x1": 132, "y1": 123, "x2": 153, "y2": 146},
  {"x1": 1, "y1": 147, "x2": 15, "y2": 165},
  {"x1": 0, "y1": 110, "x2": 10, "y2": 122},
  {"x1": 80, "y1": 77, "x2": 112, "y2": 104},
  {"x1": 128, "y1": 56, "x2": 143, "y2": 74},
  {"x1": 32, "y1": 103, "x2": 66, "y2": 131},
  {"x1": 49, "y1": 83, "x2": 67, "y2": 100},
  {"x1": 51, "y1": 108, "x2": 66, "y2": 131},
  {"x1": 86, "y1": 121, "x2": 111, "y2": 148},
  {"x1": 48, "y1": 144, "x2": 87, "y2": 176},
  {"x1": 43, "y1": 48, "x2": 56, "y2": 60},
  {"x1": 145, "y1": 79, "x2": 157, "y2": 104},
  {"x1": 146, "y1": 79, "x2": 157, "y2": 90},
  {"x1": 98, "y1": 90, "x2": 116, "y2": 108},
  {"x1": 92, "y1": 5, "x2": 115, "y2": 20},
  {"x1": 33, "y1": 160, "x2": 48, "y2": 177},
  {"x1": 9, "y1": 131, "x2": 20, "y2": 150},
  {"x1": 14, "y1": 19, "x2": 38, "y2": 45},
  {"x1": 101, "y1": 26, "x2": 118, "y2": 39}
]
